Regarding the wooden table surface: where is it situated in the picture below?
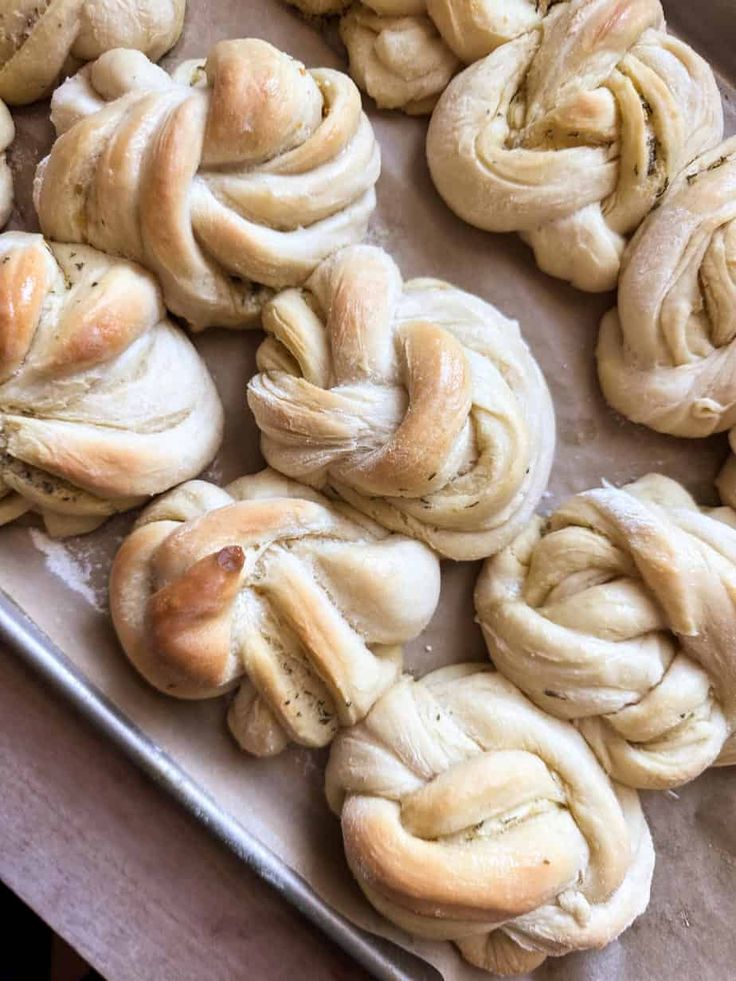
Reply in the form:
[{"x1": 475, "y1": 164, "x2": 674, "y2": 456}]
[{"x1": 0, "y1": 647, "x2": 371, "y2": 981}]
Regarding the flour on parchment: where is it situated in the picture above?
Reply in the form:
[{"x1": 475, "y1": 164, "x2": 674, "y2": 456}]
[{"x1": 28, "y1": 529, "x2": 106, "y2": 612}]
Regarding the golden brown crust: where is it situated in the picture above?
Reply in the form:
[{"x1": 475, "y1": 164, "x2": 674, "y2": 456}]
[
  {"x1": 475, "y1": 473, "x2": 736, "y2": 789},
  {"x1": 109, "y1": 469, "x2": 441, "y2": 753},
  {"x1": 0, "y1": 242, "x2": 51, "y2": 382},
  {"x1": 149, "y1": 547, "x2": 245, "y2": 691},
  {"x1": 38, "y1": 253, "x2": 164, "y2": 374},
  {"x1": 0, "y1": 231, "x2": 223, "y2": 534},
  {"x1": 36, "y1": 40, "x2": 380, "y2": 329},
  {"x1": 326, "y1": 665, "x2": 654, "y2": 973},
  {"x1": 202, "y1": 40, "x2": 321, "y2": 166},
  {"x1": 248, "y1": 245, "x2": 555, "y2": 560}
]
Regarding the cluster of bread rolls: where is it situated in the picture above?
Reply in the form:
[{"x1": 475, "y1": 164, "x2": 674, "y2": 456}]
[
  {"x1": 285, "y1": 0, "x2": 555, "y2": 114},
  {"x1": 286, "y1": 0, "x2": 726, "y2": 293},
  {"x1": 1, "y1": 1, "x2": 735, "y2": 976}
]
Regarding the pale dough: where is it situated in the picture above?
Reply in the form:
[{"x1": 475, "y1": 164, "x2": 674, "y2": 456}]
[{"x1": 247, "y1": 244, "x2": 556, "y2": 561}]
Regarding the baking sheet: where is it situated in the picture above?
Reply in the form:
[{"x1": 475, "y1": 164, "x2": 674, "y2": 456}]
[{"x1": 2, "y1": 2, "x2": 736, "y2": 979}]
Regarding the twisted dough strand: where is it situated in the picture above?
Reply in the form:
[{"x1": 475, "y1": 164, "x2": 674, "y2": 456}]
[
  {"x1": 0, "y1": 98, "x2": 12, "y2": 227},
  {"x1": 0, "y1": 0, "x2": 185, "y2": 105},
  {"x1": 427, "y1": 0, "x2": 723, "y2": 291},
  {"x1": 475, "y1": 474, "x2": 736, "y2": 789},
  {"x1": 326, "y1": 664, "x2": 654, "y2": 975},
  {"x1": 0, "y1": 231, "x2": 222, "y2": 536},
  {"x1": 247, "y1": 245, "x2": 555, "y2": 560},
  {"x1": 34, "y1": 39, "x2": 380, "y2": 330},
  {"x1": 110, "y1": 469, "x2": 440, "y2": 756}
]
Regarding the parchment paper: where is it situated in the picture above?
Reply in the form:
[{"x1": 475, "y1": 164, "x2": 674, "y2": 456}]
[{"x1": 3, "y1": 3, "x2": 735, "y2": 979}]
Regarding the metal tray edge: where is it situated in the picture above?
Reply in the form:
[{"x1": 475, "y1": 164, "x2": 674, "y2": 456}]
[{"x1": 0, "y1": 587, "x2": 437, "y2": 981}]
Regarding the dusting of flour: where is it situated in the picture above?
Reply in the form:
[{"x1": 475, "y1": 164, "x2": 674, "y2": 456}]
[{"x1": 28, "y1": 529, "x2": 106, "y2": 612}]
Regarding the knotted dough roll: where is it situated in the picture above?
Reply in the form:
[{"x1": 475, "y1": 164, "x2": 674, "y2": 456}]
[
  {"x1": 326, "y1": 664, "x2": 654, "y2": 976},
  {"x1": 475, "y1": 473, "x2": 736, "y2": 790},
  {"x1": 110, "y1": 468, "x2": 441, "y2": 756},
  {"x1": 290, "y1": 0, "x2": 564, "y2": 115},
  {"x1": 0, "y1": 0, "x2": 186, "y2": 105},
  {"x1": 427, "y1": 0, "x2": 723, "y2": 291},
  {"x1": 34, "y1": 39, "x2": 380, "y2": 330},
  {"x1": 0, "y1": 232, "x2": 223, "y2": 537},
  {"x1": 247, "y1": 245, "x2": 555, "y2": 561},
  {"x1": 0, "y1": 99, "x2": 12, "y2": 227},
  {"x1": 598, "y1": 138, "x2": 736, "y2": 498}
]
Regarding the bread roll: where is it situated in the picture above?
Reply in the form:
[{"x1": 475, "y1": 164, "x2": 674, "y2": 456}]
[
  {"x1": 110, "y1": 468, "x2": 441, "y2": 756},
  {"x1": 326, "y1": 664, "x2": 654, "y2": 975},
  {"x1": 35, "y1": 39, "x2": 380, "y2": 329},
  {"x1": 427, "y1": 0, "x2": 723, "y2": 291},
  {"x1": 475, "y1": 473, "x2": 736, "y2": 789},
  {"x1": 247, "y1": 244, "x2": 555, "y2": 560},
  {"x1": 0, "y1": 231, "x2": 223, "y2": 536},
  {"x1": 598, "y1": 138, "x2": 736, "y2": 496}
]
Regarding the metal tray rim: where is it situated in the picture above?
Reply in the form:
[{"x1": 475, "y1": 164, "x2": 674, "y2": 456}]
[{"x1": 0, "y1": 587, "x2": 425, "y2": 981}]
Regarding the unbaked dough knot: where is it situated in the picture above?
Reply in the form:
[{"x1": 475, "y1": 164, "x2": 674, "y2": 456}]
[
  {"x1": 476, "y1": 473, "x2": 736, "y2": 788},
  {"x1": 427, "y1": 0, "x2": 723, "y2": 291}
]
